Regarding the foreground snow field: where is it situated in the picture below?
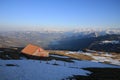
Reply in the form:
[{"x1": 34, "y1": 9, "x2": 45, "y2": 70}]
[{"x1": 0, "y1": 59, "x2": 119, "y2": 80}]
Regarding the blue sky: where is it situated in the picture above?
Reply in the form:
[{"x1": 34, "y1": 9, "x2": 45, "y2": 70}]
[{"x1": 0, "y1": 0, "x2": 120, "y2": 30}]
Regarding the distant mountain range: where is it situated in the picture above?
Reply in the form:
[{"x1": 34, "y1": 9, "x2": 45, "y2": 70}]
[
  {"x1": 0, "y1": 28, "x2": 120, "y2": 52},
  {"x1": 49, "y1": 34, "x2": 120, "y2": 52}
]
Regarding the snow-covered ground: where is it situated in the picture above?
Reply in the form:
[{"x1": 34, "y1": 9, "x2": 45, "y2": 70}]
[
  {"x1": 82, "y1": 53, "x2": 120, "y2": 66},
  {"x1": 0, "y1": 59, "x2": 119, "y2": 80},
  {"x1": 50, "y1": 54, "x2": 69, "y2": 58},
  {"x1": 69, "y1": 51, "x2": 120, "y2": 66},
  {"x1": 51, "y1": 51, "x2": 120, "y2": 66},
  {"x1": 100, "y1": 40, "x2": 120, "y2": 44}
]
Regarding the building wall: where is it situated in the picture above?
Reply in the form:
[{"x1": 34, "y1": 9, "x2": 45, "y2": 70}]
[{"x1": 33, "y1": 49, "x2": 49, "y2": 57}]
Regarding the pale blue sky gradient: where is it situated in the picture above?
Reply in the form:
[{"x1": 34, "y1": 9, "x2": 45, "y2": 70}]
[{"x1": 0, "y1": 0, "x2": 120, "y2": 30}]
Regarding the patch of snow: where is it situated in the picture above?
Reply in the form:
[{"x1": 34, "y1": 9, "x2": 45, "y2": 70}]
[
  {"x1": 50, "y1": 54, "x2": 69, "y2": 58},
  {"x1": 66, "y1": 51, "x2": 75, "y2": 54},
  {"x1": 104, "y1": 53, "x2": 112, "y2": 57},
  {"x1": 91, "y1": 56, "x2": 120, "y2": 66},
  {"x1": 78, "y1": 51, "x2": 120, "y2": 66},
  {"x1": 71, "y1": 60, "x2": 119, "y2": 68},
  {"x1": 86, "y1": 49, "x2": 97, "y2": 53},
  {"x1": 0, "y1": 60, "x2": 90, "y2": 80},
  {"x1": 109, "y1": 59, "x2": 120, "y2": 65},
  {"x1": 100, "y1": 40, "x2": 120, "y2": 44},
  {"x1": 81, "y1": 52, "x2": 93, "y2": 56},
  {"x1": 0, "y1": 59, "x2": 119, "y2": 80},
  {"x1": 77, "y1": 50, "x2": 83, "y2": 53},
  {"x1": 91, "y1": 60, "x2": 99, "y2": 62}
]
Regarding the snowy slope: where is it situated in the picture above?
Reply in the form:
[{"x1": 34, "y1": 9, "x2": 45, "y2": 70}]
[
  {"x1": 0, "y1": 59, "x2": 119, "y2": 80},
  {"x1": 79, "y1": 52, "x2": 120, "y2": 65}
]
